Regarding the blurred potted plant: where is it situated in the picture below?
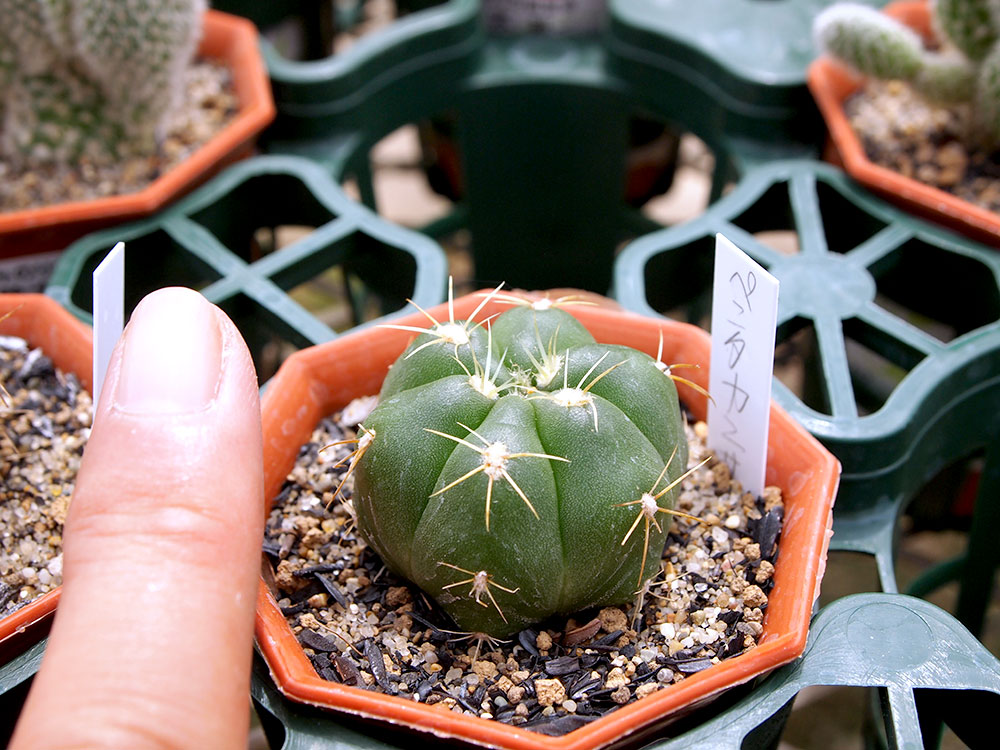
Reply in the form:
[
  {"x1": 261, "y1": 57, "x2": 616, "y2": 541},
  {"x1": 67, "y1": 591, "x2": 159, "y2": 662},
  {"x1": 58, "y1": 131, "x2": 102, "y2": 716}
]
[
  {"x1": 809, "y1": 0, "x2": 1000, "y2": 245},
  {"x1": 253, "y1": 289, "x2": 840, "y2": 750},
  {"x1": 0, "y1": 295, "x2": 92, "y2": 665},
  {"x1": 0, "y1": 1, "x2": 275, "y2": 277}
]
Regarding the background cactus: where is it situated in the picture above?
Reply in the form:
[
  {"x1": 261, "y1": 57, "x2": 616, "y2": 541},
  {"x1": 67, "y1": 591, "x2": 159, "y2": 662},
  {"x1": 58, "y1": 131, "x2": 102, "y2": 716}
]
[
  {"x1": 350, "y1": 296, "x2": 694, "y2": 638},
  {"x1": 814, "y1": 0, "x2": 1000, "y2": 147},
  {"x1": 0, "y1": 0, "x2": 205, "y2": 167}
]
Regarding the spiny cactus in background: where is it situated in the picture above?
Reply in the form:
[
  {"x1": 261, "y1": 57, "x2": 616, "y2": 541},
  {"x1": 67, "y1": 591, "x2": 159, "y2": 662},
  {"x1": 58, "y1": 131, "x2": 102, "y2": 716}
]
[
  {"x1": 814, "y1": 0, "x2": 1000, "y2": 147},
  {"x1": 342, "y1": 290, "x2": 708, "y2": 638},
  {"x1": 0, "y1": 0, "x2": 205, "y2": 167}
]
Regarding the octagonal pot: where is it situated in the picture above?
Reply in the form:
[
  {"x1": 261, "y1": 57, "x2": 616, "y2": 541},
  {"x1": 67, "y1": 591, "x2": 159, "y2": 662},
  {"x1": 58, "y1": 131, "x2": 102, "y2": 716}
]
[{"x1": 254, "y1": 290, "x2": 840, "y2": 750}]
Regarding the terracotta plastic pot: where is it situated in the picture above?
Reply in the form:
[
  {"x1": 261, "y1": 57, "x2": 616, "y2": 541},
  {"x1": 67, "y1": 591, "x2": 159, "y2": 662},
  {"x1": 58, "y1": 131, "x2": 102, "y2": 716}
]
[
  {"x1": 807, "y1": 0, "x2": 1000, "y2": 246},
  {"x1": 255, "y1": 291, "x2": 841, "y2": 750},
  {"x1": 0, "y1": 10, "x2": 276, "y2": 262},
  {"x1": 0, "y1": 295, "x2": 92, "y2": 665}
]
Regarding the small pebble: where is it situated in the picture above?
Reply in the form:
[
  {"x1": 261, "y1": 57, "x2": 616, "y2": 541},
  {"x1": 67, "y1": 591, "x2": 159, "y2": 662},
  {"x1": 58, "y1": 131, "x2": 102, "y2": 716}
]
[
  {"x1": 611, "y1": 686, "x2": 631, "y2": 705},
  {"x1": 534, "y1": 678, "x2": 566, "y2": 707}
]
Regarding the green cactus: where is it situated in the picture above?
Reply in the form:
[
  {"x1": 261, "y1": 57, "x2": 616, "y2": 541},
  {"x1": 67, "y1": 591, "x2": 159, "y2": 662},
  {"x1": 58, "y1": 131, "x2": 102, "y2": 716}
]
[
  {"x1": 0, "y1": 0, "x2": 204, "y2": 167},
  {"x1": 347, "y1": 293, "x2": 703, "y2": 638},
  {"x1": 814, "y1": 0, "x2": 1000, "y2": 147}
]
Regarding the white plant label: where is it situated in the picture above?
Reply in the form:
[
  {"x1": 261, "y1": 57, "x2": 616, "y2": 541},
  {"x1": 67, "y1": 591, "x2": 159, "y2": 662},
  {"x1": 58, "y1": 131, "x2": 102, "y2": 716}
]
[
  {"x1": 93, "y1": 241, "x2": 125, "y2": 405},
  {"x1": 707, "y1": 233, "x2": 779, "y2": 498}
]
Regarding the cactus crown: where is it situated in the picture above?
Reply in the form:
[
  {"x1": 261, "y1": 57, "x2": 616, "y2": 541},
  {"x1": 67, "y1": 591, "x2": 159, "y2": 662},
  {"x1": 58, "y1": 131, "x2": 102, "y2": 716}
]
[
  {"x1": 344, "y1": 287, "x2": 706, "y2": 638},
  {"x1": 814, "y1": 0, "x2": 1000, "y2": 147},
  {"x1": 0, "y1": 0, "x2": 205, "y2": 167}
]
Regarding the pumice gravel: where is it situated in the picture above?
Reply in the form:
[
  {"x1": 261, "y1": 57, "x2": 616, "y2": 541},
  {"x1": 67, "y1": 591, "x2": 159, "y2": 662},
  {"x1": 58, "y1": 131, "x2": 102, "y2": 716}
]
[{"x1": 1, "y1": 335, "x2": 91, "y2": 617}]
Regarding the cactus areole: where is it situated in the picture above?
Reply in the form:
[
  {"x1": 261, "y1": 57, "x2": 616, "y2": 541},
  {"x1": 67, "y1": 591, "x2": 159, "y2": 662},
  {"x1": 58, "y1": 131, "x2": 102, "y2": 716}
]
[{"x1": 352, "y1": 296, "x2": 691, "y2": 637}]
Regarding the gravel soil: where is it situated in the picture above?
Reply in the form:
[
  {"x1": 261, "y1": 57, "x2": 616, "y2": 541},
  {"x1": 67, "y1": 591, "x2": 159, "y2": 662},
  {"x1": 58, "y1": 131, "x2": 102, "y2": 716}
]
[
  {"x1": 845, "y1": 79, "x2": 1000, "y2": 212},
  {"x1": 0, "y1": 61, "x2": 238, "y2": 213},
  {"x1": 264, "y1": 397, "x2": 784, "y2": 735},
  {"x1": 1, "y1": 336, "x2": 91, "y2": 617}
]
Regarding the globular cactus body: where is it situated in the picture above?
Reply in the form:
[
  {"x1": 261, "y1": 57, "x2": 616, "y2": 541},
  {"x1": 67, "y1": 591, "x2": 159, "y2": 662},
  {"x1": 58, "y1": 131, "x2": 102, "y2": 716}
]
[
  {"x1": 814, "y1": 0, "x2": 1000, "y2": 147},
  {"x1": 0, "y1": 0, "x2": 204, "y2": 167},
  {"x1": 352, "y1": 301, "x2": 690, "y2": 637}
]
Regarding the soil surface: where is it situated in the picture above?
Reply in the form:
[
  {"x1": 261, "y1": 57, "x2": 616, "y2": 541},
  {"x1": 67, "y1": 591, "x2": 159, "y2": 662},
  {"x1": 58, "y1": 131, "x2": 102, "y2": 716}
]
[
  {"x1": 264, "y1": 398, "x2": 784, "y2": 735},
  {"x1": 1, "y1": 336, "x2": 91, "y2": 617},
  {"x1": 845, "y1": 79, "x2": 1000, "y2": 212}
]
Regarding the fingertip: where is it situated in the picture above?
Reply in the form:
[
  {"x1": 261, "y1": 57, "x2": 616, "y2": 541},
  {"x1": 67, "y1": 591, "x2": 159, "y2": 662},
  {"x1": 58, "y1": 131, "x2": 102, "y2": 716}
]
[{"x1": 11, "y1": 288, "x2": 264, "y2": 750}]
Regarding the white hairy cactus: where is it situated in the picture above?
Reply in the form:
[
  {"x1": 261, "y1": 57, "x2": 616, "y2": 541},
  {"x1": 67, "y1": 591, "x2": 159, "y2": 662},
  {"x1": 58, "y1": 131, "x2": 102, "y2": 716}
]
[
  {"x1": 814, "y1": 0, "x2": 1000, "y2": 147},
  {"x1": 0, "y1": 0, "x2": 205, "y2": 167}
]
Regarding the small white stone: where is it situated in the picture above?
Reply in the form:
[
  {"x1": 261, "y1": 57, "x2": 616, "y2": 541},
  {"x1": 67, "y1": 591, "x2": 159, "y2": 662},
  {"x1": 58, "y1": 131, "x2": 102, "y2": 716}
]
[
  {"x1": 700, "y1": 628, "x2": 720, "y2": 644},
  {"x1": 724, "y1": 514, "x2": 741, "y2": 529},
  {"x1": 659, "y1": 622, "x2": 676, "y2": 640}
]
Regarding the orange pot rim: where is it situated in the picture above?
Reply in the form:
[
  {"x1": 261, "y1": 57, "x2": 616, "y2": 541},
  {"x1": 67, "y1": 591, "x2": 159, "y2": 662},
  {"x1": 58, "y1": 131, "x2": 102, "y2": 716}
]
[
  {"x1": 255, "y1": 292, "x2": 841, "y2": 750},
  {"x1": 0, "y1": 295, "x2": 92, "y2": 656},
  {"x1": 807, "y1": 0, "x2": 1000, "y2": 244},
  {"x1": 0, "y1": 10, "x2": 275, "y2": 235}
]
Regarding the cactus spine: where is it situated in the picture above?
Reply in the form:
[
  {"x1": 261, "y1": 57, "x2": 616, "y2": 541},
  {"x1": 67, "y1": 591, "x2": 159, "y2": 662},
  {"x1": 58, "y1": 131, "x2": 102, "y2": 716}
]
[
  {"x1": 348, "y1": 292, "x2": 701, "y2": 638},
  {"x1": 814, "y1": 0, "x2": 1000, "y2": 147},
  {"x1": 0, "y1": 0, "x2": 205, "y2": 167}
]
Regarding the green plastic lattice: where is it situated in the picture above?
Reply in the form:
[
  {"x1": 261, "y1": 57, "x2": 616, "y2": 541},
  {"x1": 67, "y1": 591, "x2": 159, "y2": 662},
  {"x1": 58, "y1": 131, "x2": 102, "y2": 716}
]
[
  {"x1": 45, "y1": 155, "x2": 448, "y2": 381},
  {"x1": 259, "y1": 0, "x2": 839, "y2": 292}
]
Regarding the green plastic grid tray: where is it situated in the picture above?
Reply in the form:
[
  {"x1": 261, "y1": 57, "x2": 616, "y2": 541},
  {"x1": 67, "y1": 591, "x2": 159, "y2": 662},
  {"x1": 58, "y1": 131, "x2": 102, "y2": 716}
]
[
  {"x1": 45, "y1": 155, "x2": 448, "y2": 380},
  {"x1": 614, "y1": 159, "x2": 1000, "y2": 635},
  {"x1": 606, "y1": 0, "x2": 888, "y2": 157},
  {"x1": 258, "y1": 0, "x2": 834, "y2": 293}
]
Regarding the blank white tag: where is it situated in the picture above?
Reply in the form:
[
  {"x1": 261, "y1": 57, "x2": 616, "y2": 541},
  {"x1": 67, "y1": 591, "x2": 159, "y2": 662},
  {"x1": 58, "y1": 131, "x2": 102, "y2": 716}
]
[
  {"x1": 707, "y1": 234, "x2": 779, "y2": 497},
  {"x1": 93, "y1": 242, "x2": 125, "y2": 404}
]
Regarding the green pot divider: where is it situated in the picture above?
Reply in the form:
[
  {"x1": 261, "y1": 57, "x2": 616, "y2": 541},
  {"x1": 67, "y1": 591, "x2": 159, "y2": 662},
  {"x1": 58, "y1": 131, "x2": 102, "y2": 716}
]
[
  {"x1": 259, "y1": 0, "x2": 837, "y2": 292},
  {"x1": 44, "y1": 155, "x2": 448, "y2": 381},
  {"x1": 614, "y1": 158, "x2": 1000, "y2": 638},
  {"x1": 607, "y1": 0, "x2": 888, "y2": 156}
]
